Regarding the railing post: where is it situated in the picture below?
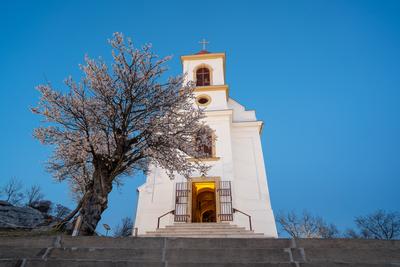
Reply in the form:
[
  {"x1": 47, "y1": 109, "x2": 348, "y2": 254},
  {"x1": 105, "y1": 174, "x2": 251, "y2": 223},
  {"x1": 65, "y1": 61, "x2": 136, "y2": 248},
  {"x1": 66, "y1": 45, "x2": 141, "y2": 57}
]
[
  {"x1": 157, "y1": 210, "x2": 175, "y2": 229},
  {"x1": 248, "y1": 216, "x2": 252, "y2": 231},
  {"x1": 233, "y1": 208, "x2": 253, "y2": 231}
]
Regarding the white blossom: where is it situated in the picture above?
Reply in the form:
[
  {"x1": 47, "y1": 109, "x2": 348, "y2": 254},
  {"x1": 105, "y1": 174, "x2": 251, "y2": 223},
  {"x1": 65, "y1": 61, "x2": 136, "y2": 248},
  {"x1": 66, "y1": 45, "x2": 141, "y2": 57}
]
[{"x1": 32, "y1": 33, "x2": 210, "y2": 235}]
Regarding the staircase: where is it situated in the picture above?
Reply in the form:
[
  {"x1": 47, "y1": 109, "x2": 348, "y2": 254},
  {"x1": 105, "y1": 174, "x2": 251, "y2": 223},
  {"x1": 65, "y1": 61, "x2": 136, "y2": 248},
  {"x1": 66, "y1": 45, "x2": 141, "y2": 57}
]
[
  {"x1": 0, "y1": 235, "x2": 400, "y2": 266},
  {"x1": 144, "y1": 222, "x2": 265, "y2": 238}
]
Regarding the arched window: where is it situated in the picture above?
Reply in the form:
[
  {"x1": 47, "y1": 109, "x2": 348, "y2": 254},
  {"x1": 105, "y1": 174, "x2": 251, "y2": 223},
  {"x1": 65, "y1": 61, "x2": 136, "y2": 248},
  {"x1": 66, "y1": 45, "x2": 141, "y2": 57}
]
[
  {"x1": 194, "y1": 128, "x2": 213, "y2": 158},
  {"x1": 196, "y1": 67, "x2": 211, "y2": 86}
]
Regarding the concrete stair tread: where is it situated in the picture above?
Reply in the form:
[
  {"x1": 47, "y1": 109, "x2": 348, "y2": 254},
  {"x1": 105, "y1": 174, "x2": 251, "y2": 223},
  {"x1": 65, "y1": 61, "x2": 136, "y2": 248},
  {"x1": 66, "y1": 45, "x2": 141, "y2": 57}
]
[
  {"x1": 146, "y1": 230, "x2": 256, "y2": 234},
  {"x1": 1, "y1": 259, "x2": 399, "y2": 267},
  {"x1": 143, "y1": 235, "x2": 266, "y2": 238},
  {"x1": 145, "y1": 223, "x2": 263, "y2": 238},
  {"x1": 42, "y1": 248, "x2": 293, "y2": 262},
  {"x1": 169, "y1": 224, "x2": 236, "y2": 227},
  {"x1": 161, "y1": 229, "x2": 251, "y2": 232},
  {"x1": 1, "y1": 236, "x2": 399, "y2": 266},
  {"x1": 0, "y1": 259, "x2": 299, "y2": 267},
  {"x1": 165, "y1": 225, "x2": 246, "y2": 229}
]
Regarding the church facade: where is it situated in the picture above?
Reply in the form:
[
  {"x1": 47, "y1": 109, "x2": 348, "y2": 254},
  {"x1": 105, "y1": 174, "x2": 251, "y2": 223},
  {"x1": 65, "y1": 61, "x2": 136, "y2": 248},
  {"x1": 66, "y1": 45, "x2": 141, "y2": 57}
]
[{"x1": 134, "y1": 49, "x2": 278, "y2": 237}]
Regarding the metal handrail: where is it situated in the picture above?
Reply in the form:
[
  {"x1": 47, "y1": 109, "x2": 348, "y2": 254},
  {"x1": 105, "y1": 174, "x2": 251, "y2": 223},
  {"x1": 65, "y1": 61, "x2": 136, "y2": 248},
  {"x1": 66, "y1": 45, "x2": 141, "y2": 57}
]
[
  {"x1": 233, "y1": 208, "x2": 252, "y2": 231},
  {"x1": 157, "y1": 209, "x2": 175, "y2": 229}
]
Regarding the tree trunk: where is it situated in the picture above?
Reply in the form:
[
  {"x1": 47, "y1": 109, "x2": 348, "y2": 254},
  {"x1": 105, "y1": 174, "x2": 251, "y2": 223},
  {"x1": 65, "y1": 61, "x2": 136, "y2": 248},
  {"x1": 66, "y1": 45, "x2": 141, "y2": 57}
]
[{"x1": 78, "y1": 162, "x2": 113, "y2": 236}]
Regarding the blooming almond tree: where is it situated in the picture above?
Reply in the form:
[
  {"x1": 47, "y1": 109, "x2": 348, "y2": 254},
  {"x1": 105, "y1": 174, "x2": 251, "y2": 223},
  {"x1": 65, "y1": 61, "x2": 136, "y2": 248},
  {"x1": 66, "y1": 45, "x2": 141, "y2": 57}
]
[{"x1": 32, "y1": 33, "x2": 209, "y2": 235}]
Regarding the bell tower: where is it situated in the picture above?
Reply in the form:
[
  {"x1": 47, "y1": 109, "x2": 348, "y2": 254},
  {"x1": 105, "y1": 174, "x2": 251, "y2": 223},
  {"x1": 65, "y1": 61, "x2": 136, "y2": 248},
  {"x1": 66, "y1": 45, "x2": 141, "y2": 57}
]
[{"x1": 181, "y1": 48, "x2": 229, "y2": 111}]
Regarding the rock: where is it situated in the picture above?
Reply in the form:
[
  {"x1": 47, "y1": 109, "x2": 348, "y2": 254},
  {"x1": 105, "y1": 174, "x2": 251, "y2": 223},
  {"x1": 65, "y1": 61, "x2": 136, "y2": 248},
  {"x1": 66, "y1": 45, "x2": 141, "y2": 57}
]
[
  {"x1": 30, "y1": 200, "x2": 52, "y2": 214},
  {"x1": 0, "y1": 205, "x2": 44, "y2": 229},
  {"x1": 0, "y1": 200, "x2": 12, "y2": 206},
  {"x1": 32, "y1": 220, "x2": 73, "y2": 234}
]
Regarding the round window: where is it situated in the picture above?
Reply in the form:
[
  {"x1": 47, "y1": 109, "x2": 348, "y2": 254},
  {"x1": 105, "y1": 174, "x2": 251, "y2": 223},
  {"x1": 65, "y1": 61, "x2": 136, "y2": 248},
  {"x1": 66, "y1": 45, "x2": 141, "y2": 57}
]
[{"x1": 196, "y1": 95, "x2": 211, "y2": 106}]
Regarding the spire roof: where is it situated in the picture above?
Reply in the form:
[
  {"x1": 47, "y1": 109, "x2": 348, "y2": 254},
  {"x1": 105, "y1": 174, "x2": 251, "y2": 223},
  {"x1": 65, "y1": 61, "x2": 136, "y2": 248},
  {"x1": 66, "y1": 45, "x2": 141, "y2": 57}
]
[{"x1": 195, "y1": 50, "x2": 210, "y2": 55}]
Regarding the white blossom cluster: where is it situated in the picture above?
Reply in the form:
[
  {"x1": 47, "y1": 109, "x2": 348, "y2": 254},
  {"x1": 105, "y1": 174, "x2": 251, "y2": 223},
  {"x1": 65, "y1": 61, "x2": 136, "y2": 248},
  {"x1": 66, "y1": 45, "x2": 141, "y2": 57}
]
[{"x1": 32, "y1": 33, "x2": 210, "y2": 199}]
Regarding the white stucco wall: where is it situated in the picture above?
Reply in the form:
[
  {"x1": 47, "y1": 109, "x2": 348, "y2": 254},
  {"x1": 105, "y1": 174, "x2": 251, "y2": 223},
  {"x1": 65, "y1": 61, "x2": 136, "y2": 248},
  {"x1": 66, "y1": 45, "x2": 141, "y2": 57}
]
[
  {"x1": 194, "y1": 90, "x2": 228, "y2": 111},
  {"x1": 230, "y1": 124, "x2": 277, "y2": 237},
  {"x1": 228, "y1": 98, "x2": 257, "y2": 122}
]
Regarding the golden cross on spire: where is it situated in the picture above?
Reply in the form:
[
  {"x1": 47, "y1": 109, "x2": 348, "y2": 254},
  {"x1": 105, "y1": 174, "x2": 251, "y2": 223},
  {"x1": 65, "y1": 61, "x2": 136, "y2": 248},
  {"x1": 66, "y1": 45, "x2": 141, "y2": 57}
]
[{"x1": 199, "y1": 38, "x2": 210, "y2": 50}]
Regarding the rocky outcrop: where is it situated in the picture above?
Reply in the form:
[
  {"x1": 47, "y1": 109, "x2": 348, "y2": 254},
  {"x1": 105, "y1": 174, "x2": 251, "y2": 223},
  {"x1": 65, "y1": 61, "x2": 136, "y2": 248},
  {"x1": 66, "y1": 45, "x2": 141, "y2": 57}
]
[
  {"x1": 0, "y1": 200, "x2": 12, "y2": 206},
  {"x1": 0, "y1": 202, "x2": 44, "y2": 229},
  {"x1": 29, "y1": 200, "x2": 52, "y2": 214}
]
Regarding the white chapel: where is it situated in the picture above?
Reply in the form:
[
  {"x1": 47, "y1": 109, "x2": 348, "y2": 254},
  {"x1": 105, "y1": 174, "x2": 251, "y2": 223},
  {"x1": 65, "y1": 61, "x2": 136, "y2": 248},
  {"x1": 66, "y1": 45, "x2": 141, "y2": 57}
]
[{"x1": 134, "y1": 46, "x2": 278, "y2": 238}]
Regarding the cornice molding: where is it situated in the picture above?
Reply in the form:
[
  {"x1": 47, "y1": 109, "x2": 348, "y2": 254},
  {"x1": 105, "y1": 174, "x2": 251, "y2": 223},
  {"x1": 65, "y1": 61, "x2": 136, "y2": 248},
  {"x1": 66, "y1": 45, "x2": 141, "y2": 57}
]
[
  {"x1": 194, "y1": 84, "x2": 229, "y2": 100},
  {"x1": 232, "y1": 121, "x2": 264, "y2": 134},
  {"x1": 204, "y1": 109, "x2": 233, "y2": 117}
]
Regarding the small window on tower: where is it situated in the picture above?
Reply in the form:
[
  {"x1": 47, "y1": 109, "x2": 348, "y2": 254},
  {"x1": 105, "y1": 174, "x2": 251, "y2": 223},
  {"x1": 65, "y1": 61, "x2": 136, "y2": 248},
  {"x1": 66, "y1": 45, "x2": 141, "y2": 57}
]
[
  {"x1": 195, "y1": 94, "x2": 211, "y2": 106},
  {"x1": 196, "y1": 67, "x2": 211, "y2": 86}
]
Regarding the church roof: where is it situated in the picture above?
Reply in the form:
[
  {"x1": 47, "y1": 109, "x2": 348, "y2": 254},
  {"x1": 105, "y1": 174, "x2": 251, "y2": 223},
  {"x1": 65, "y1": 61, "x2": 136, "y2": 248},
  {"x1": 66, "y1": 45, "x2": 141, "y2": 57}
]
[
  {"x1": 195, "y1": 50, "x2": 210, "y2": 55},
  {"x1": 181, "y1": 52, "x2": 225, "y2": 62}
]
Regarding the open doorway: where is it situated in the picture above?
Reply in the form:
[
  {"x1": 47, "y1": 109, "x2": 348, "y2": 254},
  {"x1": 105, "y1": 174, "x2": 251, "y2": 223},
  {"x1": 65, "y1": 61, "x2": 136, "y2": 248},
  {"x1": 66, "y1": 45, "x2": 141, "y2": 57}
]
[{"x1": 191, "y1": 181, "x2": 217, "y2": 222}]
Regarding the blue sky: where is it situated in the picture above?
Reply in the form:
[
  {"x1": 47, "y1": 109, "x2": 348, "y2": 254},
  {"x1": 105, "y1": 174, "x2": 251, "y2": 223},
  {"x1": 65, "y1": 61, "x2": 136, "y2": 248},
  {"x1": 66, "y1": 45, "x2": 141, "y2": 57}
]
[{"x1": 0, "y1": 0, "x2": 399, "y2": 235}]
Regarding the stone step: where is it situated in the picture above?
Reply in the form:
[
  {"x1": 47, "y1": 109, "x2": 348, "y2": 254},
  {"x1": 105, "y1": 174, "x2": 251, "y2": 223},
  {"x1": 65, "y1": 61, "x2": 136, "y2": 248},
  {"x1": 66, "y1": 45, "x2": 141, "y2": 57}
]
[
  {"x1": 169, "y1": 223, "x2": 234, "y2": 228},
  {"x1": 0, "y1": 259, "x2": 298, "y2": 267},
  {"x1": 3, "y1": 245, "x2": 399, "y2": 265},
  {"x1": 1, "y1": 236, "x2": 400, "y2": 266},
  {"x1": 0, "y1": 246, "x2": 46, "y2": 259},
  {"x1": 147, "y1": 226, "x2": 259, "y2": 233},
  {"x1": 303, "y1": 247, "x2": 400, "y2": 264},
  {"x1": 169, "y1": 263, "x2": 295, "y2": 267},
  {"x1": 165, "y1": 225, "x2": 246, "y2": 229},
  {"x1": 164, "y1": 227, "x2": 248, "y2": 230},
  {"x1": 0, "y1": 236, "x2": 286, "y2": 249},
  {"x1": 159, "y1": 225, "x2": 246, "y2": 229},
  {"x1": 174, "y1": 222, "x2": 231, "y2": 225},
  {"x1": 4, "y1": 236, "x2": 398, "y2": 250},
  {"x1": 145, "y1": 223, "x2": 263, "y2": 238},
  {"x1": 45, "y1": 247, "x2": 400, "y2": 266},
  {"x1": 44, "y1": 248, "x2": 291, "y2": 263},
  {"x1": 149, "y1": 228, "x2": 252, "y2": 233},
  {"x1": 299, "y1": 264, "x2": 397, "y2": 267},
  {"x1": 47, "y1": 248, "x2": 162, "y2": 261},
  {"x1": 145, "y1": 232, "x2": 260, "y2": 236},
  {"x1": 0, "y1": 236, "x2": 165, "y2": 249},
  {"x1": 165, "y1": 248, "x2": 292, "y2": 263},
  {"x1": 142, "y1": 234, "x2": 267, "y2": 238},
  {"x1": 1, "y1": 259, "x2": 398, "y2": 267},
  {"x1": 0, "y1": 236, "x2": 56, "y2": 248},
  {"x1": 0, "y1": 259, "x2": 164, "y2": 267},
  {"x1": 172, "y1": 264, "x2": 396, "y2": 267},
  {"x1": 165, "y1": 238, "x2": 291, "y2": 249},
  {"x1": 145, "y1": 232, "x2": 264, "y2": 236},
  {"x1": 296, "y1": 238, "x2": 400, "y2": 249}
]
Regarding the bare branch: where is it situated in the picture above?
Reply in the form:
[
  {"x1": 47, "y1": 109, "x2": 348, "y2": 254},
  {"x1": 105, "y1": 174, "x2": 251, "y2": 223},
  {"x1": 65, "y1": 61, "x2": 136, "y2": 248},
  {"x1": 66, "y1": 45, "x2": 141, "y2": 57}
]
[
  {"x1": 0, "y1": 177, "x2": 24, "y2": 206},
  {"x1": 25, "y1": 185, "x2": 44, "y2": 206},
  {"x1": 276, "y1": 210, "x2": 339, "y2": 238},
  {"x1": 349, "y1": 210, "x2": 400, "y2": 240}
]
